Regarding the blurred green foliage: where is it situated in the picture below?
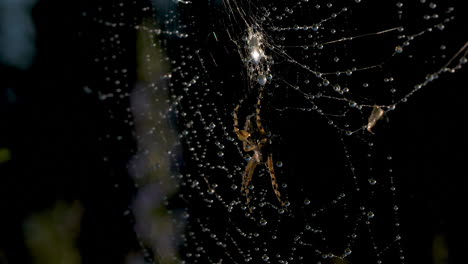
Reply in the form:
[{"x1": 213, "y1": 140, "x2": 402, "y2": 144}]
[
  {"x1": 23, "y1": 201, "x2": 83, "y2": 264},
  {"x1": 433, "y1": 234, "x2": 448, "y2": 264},
  {"x1": 0, "y1": 148, "x2": 11, "y2": 164}
]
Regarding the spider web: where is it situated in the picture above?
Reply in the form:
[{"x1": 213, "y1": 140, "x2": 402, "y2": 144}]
[{"x1": 80, "y1": 0, "x2": 467, "y2": 263}]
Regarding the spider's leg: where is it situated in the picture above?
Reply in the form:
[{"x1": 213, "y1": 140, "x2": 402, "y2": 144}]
[
  {"x1": 236, "y1": 130, "x2": 251, "y2": 142},
  {"x1": 241, "y1": 158, "x2": 258, "y2": 208},
  {"x1": 233, "y1": 103, "x2": 241, "y2": 134},
  {"x1": 243, "y1": 142, "x2": 256, "y2": 152},
  {"x1": 234, "y1": 103, "x2": 254, "y2": 143},
  {"x1": 267, "y1": 153, "x2": 284, "y2": 206},
  {"x1": 255, "y1": 88, "x2": 266, "y2": 136},
  {"x1": 258, "y1": 138, "x2": 268, "y2": 148}
]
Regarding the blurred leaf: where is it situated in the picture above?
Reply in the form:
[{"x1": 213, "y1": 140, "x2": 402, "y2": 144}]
[
  {"x1": 23, "y1": 201, "x2": 83, "y2": 264},
  {"x1": 433, "y1": 234, "x2": 448, "y2": 264},
  {"x1": 0, "y1": 148, "x2": 12, "y2": 164}
]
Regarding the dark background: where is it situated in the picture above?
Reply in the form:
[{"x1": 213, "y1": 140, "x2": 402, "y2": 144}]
[{"x1": 0, "y1": 0, "x2": 466, "y2": 263}]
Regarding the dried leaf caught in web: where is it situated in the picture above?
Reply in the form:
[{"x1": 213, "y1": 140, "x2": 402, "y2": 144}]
[{"x1": 367, "y1": 106, "x2": 385, "y2": 134}]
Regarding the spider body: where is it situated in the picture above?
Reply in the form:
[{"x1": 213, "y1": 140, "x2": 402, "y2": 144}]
[
  {"x1": 233, "y1": 93, "x2": 284, "y2": 210},
  {"x1": 232, "y1": 27, "x2": 284, "y2": 210}
]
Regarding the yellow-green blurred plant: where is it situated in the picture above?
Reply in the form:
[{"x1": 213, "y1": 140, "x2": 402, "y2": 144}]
[
  {"x1": 23, "y1": 201, "x2": 83, "y2": 264},
  {"x1": 128, "y1": 18, "x2": 182, "y2": 264},
  {"x1": 0, "y1": 148, "x2": 11, "y2": 164},
  {"x1": 433, "y1": 234, "x2": 448, "y2": 264}
]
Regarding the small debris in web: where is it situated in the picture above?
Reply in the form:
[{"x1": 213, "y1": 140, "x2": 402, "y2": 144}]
[{"x1": 367, "y1": 106, "x2": 385, "y2": 134}]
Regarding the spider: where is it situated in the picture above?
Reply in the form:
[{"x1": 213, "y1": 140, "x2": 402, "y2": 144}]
[{"x1": 233, "y1": 91, "x2": 285, "y2": 210}]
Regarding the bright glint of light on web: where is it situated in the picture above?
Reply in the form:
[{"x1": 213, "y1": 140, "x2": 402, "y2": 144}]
[
  {"x1": 247, "y1": 31, "x2": 265, "y2": 64},
  {"x1": 251, "y1": 49, "x2": 261, "y2": 63}
]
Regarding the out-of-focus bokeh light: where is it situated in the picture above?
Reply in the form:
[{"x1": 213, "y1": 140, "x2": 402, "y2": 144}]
[{"x1": 0, "y1": 0, "x2": 37, "y2": 69}]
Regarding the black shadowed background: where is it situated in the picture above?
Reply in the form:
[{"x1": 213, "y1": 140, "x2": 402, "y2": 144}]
[{"x1": 0, "y1": 0, "x2": 466, "y2": 263}]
